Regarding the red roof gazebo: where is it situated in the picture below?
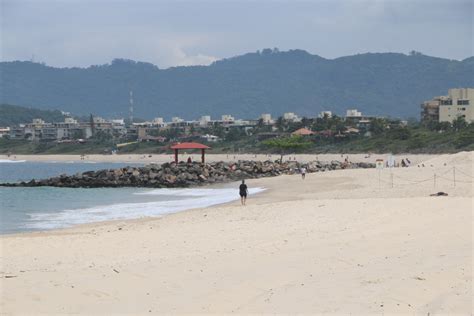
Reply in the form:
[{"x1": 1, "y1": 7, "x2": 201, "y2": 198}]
[{"x1": 170, "y1": 142, "x2": 211, "y2": 163}]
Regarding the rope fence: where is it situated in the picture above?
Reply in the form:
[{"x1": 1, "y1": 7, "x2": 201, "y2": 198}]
[{"x1": 375, "y1": 166, "x2": 473, "y2": 189}]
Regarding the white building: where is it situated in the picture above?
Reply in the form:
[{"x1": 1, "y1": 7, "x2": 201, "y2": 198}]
[
  {"x1": 64, "y1": 117, "x2": 78, "y2": 124},
  {"x1": 318, "y1": 111, "x2": 332, "y2": 118},
  {"x1": 439, "y1": 88, "x2": 474, "y2": 123},
  {"x1": 283, "y1": 112, "x2": 301, "y2": 122},
  {"x1": 201, "y1": 134, "x2": 220, "y2": 142},
  {"x1": 199, "y1": 115, "x2": 211, "y2": 126},
  {"x1": 111, "y1": 119, "x2": 125, "y2": 125},
  {"x1": 152, "y1": 117, "x2": 164, "y2": 125},
  {"x1": 0, "y1": 127, "x2": 10, "y2": 138},
  {"x1": 171, "y1": 117, "x2": 184, "y2": 123},
  {"x1": 32, "y1": 118, "x2": 46, "y2": 126},
  {"x1": 260, "y1": 113, "x2": 273, "y2": 124},
  {"x1": 346, "y1": 109, "x2": 362, "y2": 118},
  {"x1": 221, "y1": 114, "x2": 235, "y2": 122},
  {"x1": 93, "y1": 116, "x2": 107, "y2": 124}
]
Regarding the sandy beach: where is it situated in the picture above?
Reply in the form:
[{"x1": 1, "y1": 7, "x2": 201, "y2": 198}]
[
  {"x1": 0, "y1": 152, "x2": 472, "y2": 314},
  {"x1": 1, "y1": 153, "x2": 437, "y2": 165}
]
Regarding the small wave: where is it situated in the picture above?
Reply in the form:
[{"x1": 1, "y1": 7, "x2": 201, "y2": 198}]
[
  {"x1": 0, "y1": 159, "x2": 26, "y2": 163},
  {"x1": 25, "y1": 187, "x2": 265, "y2": 230},
  {"x1": 135, "y1": 187, "x2": 264, "y2": 197}
]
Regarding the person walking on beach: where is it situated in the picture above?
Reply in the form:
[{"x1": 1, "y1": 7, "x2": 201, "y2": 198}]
[
  {"x1": 239, "y1": 180, "x2": 248, "y2": 205},
  {"x1": 300, "y1": 167, "x2": 306, "y2": 179}
]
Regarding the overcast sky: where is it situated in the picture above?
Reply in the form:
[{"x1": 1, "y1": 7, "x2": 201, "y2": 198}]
[{"x1": 1, "y1": 0, "x2": 472, "y2": 68}]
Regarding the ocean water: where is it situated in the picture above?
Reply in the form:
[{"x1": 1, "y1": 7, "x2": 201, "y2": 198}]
[{"x1": 0, "y1": 160, "x2": 264, "y2": 234}]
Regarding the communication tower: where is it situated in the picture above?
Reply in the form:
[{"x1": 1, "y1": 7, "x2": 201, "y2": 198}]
[{"x1": 129, "y1": 90, "x2": 134, "y2": 124}]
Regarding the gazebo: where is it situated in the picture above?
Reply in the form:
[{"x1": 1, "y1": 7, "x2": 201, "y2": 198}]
[{"x1": 170, "y1": 142, "x2": 211, "y2": 163}]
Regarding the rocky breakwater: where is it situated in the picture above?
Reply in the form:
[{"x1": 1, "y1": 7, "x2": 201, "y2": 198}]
[{"x1": 0, "y1": 160, "x2": 374, "y2": 188}]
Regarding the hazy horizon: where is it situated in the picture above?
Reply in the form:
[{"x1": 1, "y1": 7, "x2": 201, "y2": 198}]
[
  {"x1": 1, "y1": 0, "x2": 472, "y2": 69},
  {"x1": 2, "y1": 48, "x2": 473, "y2": 70}
]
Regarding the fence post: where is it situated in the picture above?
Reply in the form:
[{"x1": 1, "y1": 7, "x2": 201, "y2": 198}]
[
  {"x1": 453, "y1": 167, "x2": 456, "y2": 188},
  {"x1": 378, "y1": 169, "x2": 381, "y2": 189},
  {"x1": 391, "y1": 172, "x2": 394, "y2": 188},
  {"x1": 434, "y1": 172, "x2": 436, "y2": 188}
]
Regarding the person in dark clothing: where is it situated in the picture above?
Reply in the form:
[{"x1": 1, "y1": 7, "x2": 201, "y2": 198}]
[{"x1": 239, "y1": 180, "x2": 249, "y2": 205}]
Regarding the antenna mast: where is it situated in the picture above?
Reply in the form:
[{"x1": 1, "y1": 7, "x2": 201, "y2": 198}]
[{"x1": 129, "y1": 90, "x2": 134, "y2": 124}]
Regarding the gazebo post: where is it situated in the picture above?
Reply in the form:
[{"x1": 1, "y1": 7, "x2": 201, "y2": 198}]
[{"x1": 170, "y1": 143, "x2": 210, "y2": 164}]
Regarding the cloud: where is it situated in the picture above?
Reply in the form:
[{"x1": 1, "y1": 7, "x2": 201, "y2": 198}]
[
  {"x1": 1, "y1": 0, "x2": 472, "y2": 67},
  {"x1": 172, "y1": 49, "x2": 218, "y2": 67}
]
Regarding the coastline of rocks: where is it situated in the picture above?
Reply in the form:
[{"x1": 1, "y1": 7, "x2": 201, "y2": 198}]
[{"x1": 0, "y1": 160, "x2": 374, "y2": 188}]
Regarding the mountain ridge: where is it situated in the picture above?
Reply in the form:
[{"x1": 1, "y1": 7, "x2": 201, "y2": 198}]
[{"x1": 1, "y1": 49, "x2": 473, "y2": 120}]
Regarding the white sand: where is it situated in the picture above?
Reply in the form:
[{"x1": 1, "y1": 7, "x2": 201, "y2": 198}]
[
  {"x1": 0, "y1": 152, "x2": 472, "y2": 314},
  {"x1": 0, "y1": 153, "x2": 436, "y2": 165}
]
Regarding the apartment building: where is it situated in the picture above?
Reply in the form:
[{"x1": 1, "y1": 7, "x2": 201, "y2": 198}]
[
  {"x1": 421, "y1": 88, "x2": 473, "y2": 123},
  {"x1": 283, "y1": 112, "x2": 301, "y2": 122},
  {"x1": 438, "y1": 88, "x2": 474, "y2": 123},
  {"x1": 260, "y1": 114, "x2": 273, "y2": 124},
  {"x1": 10, "y1": 118, "x2": 93, "y2": 141},
  {"x1": 345, "y1": 109, "x2": 362, "y2": 118},
  {"x1": 420, "y1": 97, "x2": 443, "y2": 123}
]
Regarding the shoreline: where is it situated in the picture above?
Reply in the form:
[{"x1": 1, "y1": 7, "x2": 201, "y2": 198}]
[
  {"x1": 1, "y1": 191, "x2": 269, "y2": 239},
  {"x1": 1, "y1": 180, "x2": 266, "y2": 237}
]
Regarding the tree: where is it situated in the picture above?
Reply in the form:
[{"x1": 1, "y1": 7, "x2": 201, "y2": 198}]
[
  {"x1": 225, "y1": 128, "x2": 245, "y2": 141},
  {"x1": 209, "y1": 123, "x2": 225, "y2": 138},
  {"x1": 71, "y1": 129, "x2": 84, "y2": 140},
  {"x1": 159, "y1": 128, "x2": 181, "y2": 139},
  {"x1": 275, "y1": 116, "x2": 285, "y2": 132},
  {"x1": 89, "y1": 114, "x2": 95, "y2": 136},
  {"x1": 252, "y1": 118, "x2": 272, "y2": 134},
  {"x1": 369, "y1": 118, "x2": 386, "y2": 135},
  {"x1": 92, "y1": 130, "x2": 113, "y2": 144},
  {"x1": 312, "y1": 116, "x2": 329, "y2": 131},
  {"x1": 262, "y1": 135, "x2": 312, "y2": 162},
  {"x1": 452, "y1": 116, "x2": 467, "y2": 131},
  {"x1": 301, "y1": 116, "x2": 312, "y2": 128},
  {"x1": 426, "y1": 120, "x2": 453, "y2": 132},
  {"x1": 387, "y1": 127, "x2": 411, "y2": 140}
]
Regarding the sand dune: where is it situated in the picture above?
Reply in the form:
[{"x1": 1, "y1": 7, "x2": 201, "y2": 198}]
[{"x1": 0, "y1": 152, "x2": 472, "y2": 314}]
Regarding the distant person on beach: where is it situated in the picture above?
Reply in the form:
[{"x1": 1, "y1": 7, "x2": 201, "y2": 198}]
[
  {"x1": 300, "y1": 167, "x2": 306, "y2": 179},
  {"x1": 239, "y1": 180, "x2": 248, "y2": 205}
]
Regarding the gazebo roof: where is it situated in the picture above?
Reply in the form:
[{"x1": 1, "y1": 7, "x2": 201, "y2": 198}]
[
  {"x1": 170, "y1": 142, "x2": 210, "y2": 149},
  {"x1": 291, "y1": 128, "x2": 315, "y2": 136}
]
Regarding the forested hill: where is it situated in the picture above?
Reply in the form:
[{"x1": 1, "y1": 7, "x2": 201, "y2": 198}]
[
  {"x1": 0, "y1": 104, "x2": 65, "y2": 126},
  {"x1": 1, "y1": 49, "x2": 473, "y2": 119}
]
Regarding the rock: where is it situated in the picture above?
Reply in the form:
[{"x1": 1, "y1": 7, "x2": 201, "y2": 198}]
[
  {"x1": 114, "y1": 169, "x2": 124, "y2": 177},
  {"x1": 165, "y1": 175, "x2": 177, "y2": 184},
  {"x1": 1, "y1": 159, "x2": 374, "y2": 188}
]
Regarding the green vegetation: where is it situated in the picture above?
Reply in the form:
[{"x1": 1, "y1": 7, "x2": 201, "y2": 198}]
[
  {"x1": 303, "y1": 126, "x2": 474, "y2": 154},
  {"x1": 262, "y1": 135, "x2": 312, "y2": 162},
  {"x1": 1, "y1": 50, "x2": 473, "y2": 119},
  {"x1": 2, "y1": 122, "x2": 471, "y2": 155},
  {"x1": 0, "y1": 104, "x2": 65, "y2": 126}
]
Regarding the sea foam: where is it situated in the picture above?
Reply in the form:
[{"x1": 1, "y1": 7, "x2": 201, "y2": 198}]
[
  {"x1": 0, "y1": 159, "x2": 26, "y2": 163},
  {"x1": 25, "y1": 187, "x2": 265, "y2": 230}
]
